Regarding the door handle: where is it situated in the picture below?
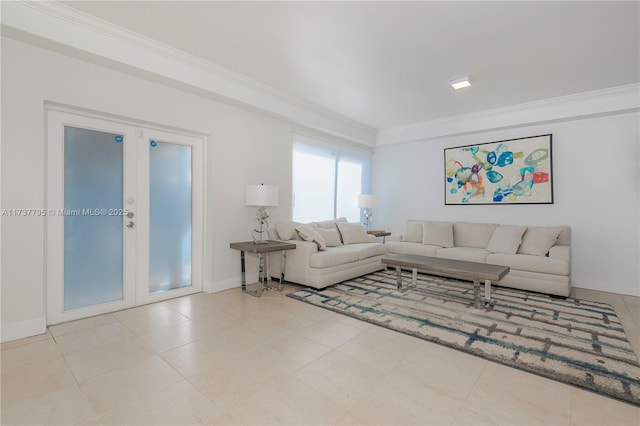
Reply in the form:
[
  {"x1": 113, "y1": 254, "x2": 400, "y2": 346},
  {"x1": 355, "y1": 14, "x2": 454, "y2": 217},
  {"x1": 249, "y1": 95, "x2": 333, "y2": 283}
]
[{"x1": 126, "y1": 221, "x2": 135, "y2": 229}]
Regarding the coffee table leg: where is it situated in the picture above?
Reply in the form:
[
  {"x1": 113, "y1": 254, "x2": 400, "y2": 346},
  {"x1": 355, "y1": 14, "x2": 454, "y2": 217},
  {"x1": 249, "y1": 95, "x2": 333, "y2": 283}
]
[
  {"x1": 395, "y1": 266, "x2": 402, "y2": 289},
  {"x1": 412, "y1": 268, "x2": 417, "y2": 287},
  {"x1": 484, "y1": 279, "x2": 491, "y2": 303},
  {"x1": 473, "y1": 280, "x2": 482, "y2": 309}
]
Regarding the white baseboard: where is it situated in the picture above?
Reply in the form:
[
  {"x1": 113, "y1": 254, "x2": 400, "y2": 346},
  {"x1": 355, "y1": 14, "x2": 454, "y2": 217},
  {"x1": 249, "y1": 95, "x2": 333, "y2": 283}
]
[
  {"x1": 204, "y1": 273, "x2": 259, "y2": 294},
  {"x1": 1, "y1": 317, "x2": 47, "y2": 343}
]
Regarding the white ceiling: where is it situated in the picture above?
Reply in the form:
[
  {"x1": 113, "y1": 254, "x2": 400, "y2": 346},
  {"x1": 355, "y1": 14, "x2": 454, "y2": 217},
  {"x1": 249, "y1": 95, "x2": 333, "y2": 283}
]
[{"x1": 57, "y1": 1, "x2": 640, "y2": 130}]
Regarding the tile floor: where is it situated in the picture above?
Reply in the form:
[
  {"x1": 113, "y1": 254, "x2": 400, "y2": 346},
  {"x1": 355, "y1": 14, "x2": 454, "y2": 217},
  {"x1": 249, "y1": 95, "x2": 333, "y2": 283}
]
[{"x1": 2, "y1": 283, "x2": 639, "y2": 425}]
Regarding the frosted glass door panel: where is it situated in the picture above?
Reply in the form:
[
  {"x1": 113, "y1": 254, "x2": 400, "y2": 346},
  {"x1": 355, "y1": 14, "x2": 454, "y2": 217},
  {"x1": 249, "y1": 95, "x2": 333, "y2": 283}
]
[
  {"x1": 149, "y1": 141, "x2": 192, "y2": 294},
  {"x1": 64, "y1": 126, "x2": 124, "y2": 310}
]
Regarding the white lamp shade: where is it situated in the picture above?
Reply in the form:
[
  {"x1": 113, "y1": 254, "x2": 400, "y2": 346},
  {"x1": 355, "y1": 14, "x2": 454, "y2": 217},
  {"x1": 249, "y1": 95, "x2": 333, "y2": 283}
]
[
  {"x1": 246, "y1": 184, "x2": 278, "y2": 207},
  {"x1": 358, "y1": 194, "x2": 378, "y2": 209}
]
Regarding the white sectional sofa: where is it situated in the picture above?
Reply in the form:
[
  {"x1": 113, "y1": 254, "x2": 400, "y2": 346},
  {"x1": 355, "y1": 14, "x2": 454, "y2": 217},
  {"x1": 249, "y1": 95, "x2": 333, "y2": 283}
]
[
  {"x1": 268, "y1": 218, "x2": 386, "y2": 289},
  {"x1": 386, "y1": 220, "x2": 572, "y2": 297}
]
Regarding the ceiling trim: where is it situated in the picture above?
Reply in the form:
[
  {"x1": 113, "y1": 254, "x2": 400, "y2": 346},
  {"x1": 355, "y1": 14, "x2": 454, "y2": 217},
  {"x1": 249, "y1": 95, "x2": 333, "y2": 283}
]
[
  {"x1": 1, "y1": 0, "x2": 378, "y2": 146},
  {"x1": 377, "y1": 83, "x2": 640, "y2": 146}
]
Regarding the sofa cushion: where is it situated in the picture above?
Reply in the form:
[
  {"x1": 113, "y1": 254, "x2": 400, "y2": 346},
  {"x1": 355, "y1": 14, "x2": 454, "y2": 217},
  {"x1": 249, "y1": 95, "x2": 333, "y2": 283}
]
[
  {"x1": 518, "y1": 226, "x2": 563, "y2": 256},
  {"x1": 343, "y1": 242, "x2": 386, "y2": 260},
  {"x1": 295, "y1": 224, "x2": 326, "y2": 250},
  {"x1": 453, "y1": 222, "x2": 498, "y2": 248},
  {"x1": 487, "y1": 253, "x2": 569, "y2": 275},
  {"x1": 337, "y1": 222, "x2": 371, "y2": 244},
  {"x1": 486, "y1": 225, "x2": 527, "y2": 254},
  {"x1": 423, "y1": 221, "x2": 454, "y2": 247},
  {"x1": 314, "y1": 217, "x2": 347, "y2": 229},
  {"x1": 386, "y1": 241, "x2": 439, "y2": 257},
  {"x1": 316, "y1": 228, "x2": 342, "y2": 247},
  {"x1": 402, "y1": 221, "x2": 423, "y2": 243},
  {"x1": 436, "y1": 247, "x2": 491, "y2": 263},
  {"x1": 275, "y1": 221, "x2": 302, "y2": 240},
  {"x1": 309, "y1": 247, "x2": 359, "y2": 268}
]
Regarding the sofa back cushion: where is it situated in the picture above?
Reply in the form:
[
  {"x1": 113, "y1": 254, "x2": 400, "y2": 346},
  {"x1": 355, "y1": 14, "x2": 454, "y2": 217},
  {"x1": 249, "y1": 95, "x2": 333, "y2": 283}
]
[
  {"x1": 486, "y1": 225, "x2": 527, "y2": 254},
  {"x1": 295, "y1": 224, "x2": 326, "y2": 250},
  {"x1": 316, "y1": 228, "x2": 343, "y2": 247},
  {"x1": 518, "y1": 226, "x2": 564, "y2": 256},
  {"x1": 337, "y1": 222, "x2": 371, "y2": 244},
  {"x1": 402, "y1": 221, "x2": 423, "y2": 243},
  {"x1": 453, "y1": 222, "x2": 499, "y2": 248},
  {"x1": 275, "y1": 221, "x2": 302, "y2": 240},
  {"x1": 422, "y1": 221, "x2": 454, "y2": 247},
  {"x1": 314, "y1": 217, "x2": 347, "y2": 229}
]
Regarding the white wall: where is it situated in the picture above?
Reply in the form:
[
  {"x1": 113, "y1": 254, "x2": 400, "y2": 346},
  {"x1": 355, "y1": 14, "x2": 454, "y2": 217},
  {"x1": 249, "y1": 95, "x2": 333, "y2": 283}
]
[
  {"x1": 0, "y1": 37, "x2": 295, "y2": 340},
  {"x1": 372, "y1": 112, "x2": 640, "y2": 296}
]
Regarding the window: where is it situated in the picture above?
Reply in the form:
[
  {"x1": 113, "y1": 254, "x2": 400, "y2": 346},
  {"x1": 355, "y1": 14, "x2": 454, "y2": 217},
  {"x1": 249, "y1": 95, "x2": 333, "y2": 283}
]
[{"x1": 292, "y1": 137, "x2": 372, "y2": 223}]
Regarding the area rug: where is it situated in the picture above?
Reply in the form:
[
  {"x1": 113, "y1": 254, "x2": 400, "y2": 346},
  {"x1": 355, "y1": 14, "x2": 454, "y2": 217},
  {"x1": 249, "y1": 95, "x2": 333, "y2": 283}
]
[{"x1": 287, "y1": 270, "x2": 640, "y2": 407}]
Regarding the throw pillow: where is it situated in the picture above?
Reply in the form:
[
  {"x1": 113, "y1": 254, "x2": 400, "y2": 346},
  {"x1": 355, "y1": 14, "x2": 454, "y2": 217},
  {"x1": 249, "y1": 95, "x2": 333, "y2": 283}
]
[
  {"x1": 422, "y1": 221, "x2": 454, "y2": 247},
  {"x1": 336, "y1": 222, "x2": 371, "y2": 245},
  {"x1": 518, "y1": 226, "x2": 563, "y2": 256},
  {"x1": 402, "y1": 221, "x2": 423, "y2": 243},
  {"x1": 486, "y1": 225, "x2": 527, "y2": 254},
  {"x1": 316, "y1": 228, "x2": 342, "y2": 247},
  {"x1": 275, "y1": 221, "x2": 302, "y2": 240},
  {"x1": 295, "y1": 224, "x2": 327, "y2": 250}
]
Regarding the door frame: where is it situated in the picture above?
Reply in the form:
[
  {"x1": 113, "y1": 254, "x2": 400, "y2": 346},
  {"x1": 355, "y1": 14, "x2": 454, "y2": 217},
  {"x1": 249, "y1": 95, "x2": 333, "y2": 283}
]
[{"x1": 45, "y1": 104, "x2": 206, "y2": 325}]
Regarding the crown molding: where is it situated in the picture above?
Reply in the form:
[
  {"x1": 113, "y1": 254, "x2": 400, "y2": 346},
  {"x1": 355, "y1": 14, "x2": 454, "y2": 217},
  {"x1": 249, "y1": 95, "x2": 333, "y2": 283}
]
[
  {"x1": 377, "y1": 83, "x2": 640, "y2": 146},
  {"x1": 1, "y1": 0, "x2": 378, "y2": 146}
]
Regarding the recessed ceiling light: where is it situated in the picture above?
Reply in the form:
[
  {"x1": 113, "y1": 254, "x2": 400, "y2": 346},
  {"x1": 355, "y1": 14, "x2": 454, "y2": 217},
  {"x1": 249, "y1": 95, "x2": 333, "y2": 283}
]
[{"x1": 449, "y1": 76, "x2": 471, "y2": 90}]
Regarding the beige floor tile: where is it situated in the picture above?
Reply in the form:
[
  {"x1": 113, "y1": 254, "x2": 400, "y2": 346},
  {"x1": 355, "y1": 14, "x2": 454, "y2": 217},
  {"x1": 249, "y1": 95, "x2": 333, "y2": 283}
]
[
  {"x1": 296, "y1": 317, "x2": 365, "y2": 349},
  {"x1": 187, "y1": 347, "x2": 292, "y2": 409},
  {"x1": 79, "y1": 355, "x2": 184, "y2": 416},
  {"x1": 263, "y1": 333, "x2": 333, "y2": 372},
  {"x1": 464, "y1": 362, "x2": 572, "y2": 424},
  {"x1": 0, "y1": 384, "x2": 98, "y2": 426},
  {"x1": 1, "y1": 330, "x2": 53, "y2": 351},
  {"x1": 48, "y1": 313, "x2": 117, "y2": 338},
  {"x1": 351, "y1": 368, "x2": 463, "y2": 425},
  {"x1": 570, "y1": 387, "x2": 640, "y2": 425},
  {"x1": 1, "y1": 356, "x2": 77, "y2": 404},
  {"x1": 160, "y1": 335, "x2": 248, "y2": 377},
  {"x1": 97, "y1": 380, "x2": 224, "y2": 425},
  {"x1": 139, "y1": 317, "x2": 222, "y2": 353},
  {"x1": 63, "y1": 334, "x2": 156, "y2": 382},
  {"x1": 117, "y1": 308, "x2": 192, "y2": 335},
  {"x1": 111, "y1": 301, "x2": 173, "y2": 322},
  {"x1": 295, "y1": 350, "x2": 386, "y2": 409},
  {"x1": 337, "y1": 325, "x2": 422, "y2": 372},
  {"x1": 52, "y1": 321, "x2": 137, "y2": 355},
  {"x1": 394, "y1": 340, "x2": 488, "y2": 401},
  {"x1": 226, "y1": 375, "x2": 351, "y2": 425},
  {"x1": 0, "y1": 339, "x2": 62, "y2": 373},
  {"x1": 450, "y1": 406, "x2": 500, "y2": 426},
  {"x1": 207, "y1": 413, "x2": 240, "y2": 425},
  {"x1": 623, "y1": 294, "x2": 640, "y2": 329}
]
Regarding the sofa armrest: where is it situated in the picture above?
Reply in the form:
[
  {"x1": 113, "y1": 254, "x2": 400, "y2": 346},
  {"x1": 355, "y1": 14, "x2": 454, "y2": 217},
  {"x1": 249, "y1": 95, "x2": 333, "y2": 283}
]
[
  {"x1": 389, "y1": 233, "x2": 402, "y2": 242},
  {"x1": 549, "y1": 245, "x2": 571, "y2": 269},
  {"x1": 268, "y1": 239, "x2": 318, "y2": 283}
]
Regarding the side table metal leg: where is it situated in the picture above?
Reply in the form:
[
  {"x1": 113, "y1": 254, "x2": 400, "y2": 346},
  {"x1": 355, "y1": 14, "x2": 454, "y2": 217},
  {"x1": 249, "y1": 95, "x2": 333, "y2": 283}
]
[
  {"x1": 412, "y1": 268, "x2": 418, "y2": 287},
  {"x1": 279, "y1": 250, "x2": 286, "y2": 291},
  {"x1": 240, "y1": 250, "x2": 247, "y2": 293},
  {"x1": 257, "y1": 253, "x2": 264, "y2": 297}
]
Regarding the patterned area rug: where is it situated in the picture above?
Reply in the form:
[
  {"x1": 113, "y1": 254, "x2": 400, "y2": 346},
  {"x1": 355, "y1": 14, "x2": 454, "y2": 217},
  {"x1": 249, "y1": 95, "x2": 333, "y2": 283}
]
[{"x1": 287, "y1": 270, "x2": 640, "y2": 406}]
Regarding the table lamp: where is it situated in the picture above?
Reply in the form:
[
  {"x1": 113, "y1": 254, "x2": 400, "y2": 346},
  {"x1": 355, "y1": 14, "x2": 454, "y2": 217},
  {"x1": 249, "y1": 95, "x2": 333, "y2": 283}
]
[
  {"x1": 246, "y1": 184, "x2": 278, "y2": 244},
  {"x1": 358, "y1": 194, "x2": 378, "y2": 231}
]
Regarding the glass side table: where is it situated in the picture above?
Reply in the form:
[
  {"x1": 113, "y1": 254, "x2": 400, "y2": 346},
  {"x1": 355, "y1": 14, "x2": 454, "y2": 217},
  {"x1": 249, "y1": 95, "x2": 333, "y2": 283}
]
[{"x1": 229, "y1": 240, "x2": 296, "y2": 297}]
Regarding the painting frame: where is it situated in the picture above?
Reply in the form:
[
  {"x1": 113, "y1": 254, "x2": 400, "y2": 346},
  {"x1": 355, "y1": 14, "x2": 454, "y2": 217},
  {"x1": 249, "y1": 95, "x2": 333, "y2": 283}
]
[{"x1": 444, "y1": 134, "x2": 553, "y2": 205}]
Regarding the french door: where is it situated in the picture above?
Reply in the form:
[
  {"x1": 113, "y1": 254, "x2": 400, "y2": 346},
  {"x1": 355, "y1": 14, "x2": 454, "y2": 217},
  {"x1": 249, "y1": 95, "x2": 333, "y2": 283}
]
[{"x1": 46, "y1": 109, "x2": 204, "y2": 324}]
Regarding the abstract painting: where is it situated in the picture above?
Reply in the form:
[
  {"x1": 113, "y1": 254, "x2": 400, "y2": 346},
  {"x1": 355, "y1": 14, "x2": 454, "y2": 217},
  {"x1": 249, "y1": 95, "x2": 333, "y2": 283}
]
[{"x1": 444, "y1": 134, "x2": 553, "y2": 205}]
